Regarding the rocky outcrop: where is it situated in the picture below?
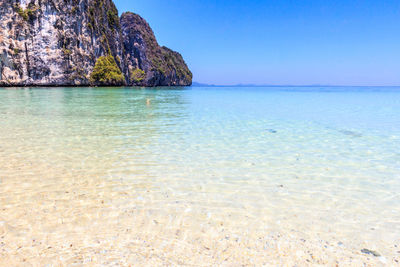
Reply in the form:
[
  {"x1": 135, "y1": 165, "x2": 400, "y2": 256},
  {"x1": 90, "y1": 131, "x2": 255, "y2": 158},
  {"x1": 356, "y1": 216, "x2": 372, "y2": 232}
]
[
  {"x1": 121, "y1": 12, "x2": 192, "y2": 86},
  {"x1": 0, "y1": 0, "x2": 192, "y2": 87}
]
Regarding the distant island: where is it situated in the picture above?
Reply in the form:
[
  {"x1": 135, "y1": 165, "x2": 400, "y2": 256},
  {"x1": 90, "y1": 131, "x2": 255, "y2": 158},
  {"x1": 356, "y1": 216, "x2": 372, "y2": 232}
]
[
  {"x1": 191, "y1": 82, "x2": 327, "y2": 87},
  {"x1": 0, "y1": 0, "x2": 192, "y2": 87},
  {"x1": 191, "y1": 82, "x2": 400, "y2": 87}
]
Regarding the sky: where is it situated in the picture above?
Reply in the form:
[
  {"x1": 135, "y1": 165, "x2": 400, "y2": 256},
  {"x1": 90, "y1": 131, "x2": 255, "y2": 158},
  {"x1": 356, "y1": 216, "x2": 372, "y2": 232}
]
[{"x1": 114, "y1": 0, "x2": 400, "y2": 86}]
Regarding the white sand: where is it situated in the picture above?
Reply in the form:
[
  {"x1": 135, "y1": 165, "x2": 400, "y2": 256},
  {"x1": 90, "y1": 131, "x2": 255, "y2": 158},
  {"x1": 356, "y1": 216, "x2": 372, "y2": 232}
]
[{"x1": 1, "y1": 158, "x2": 398, "y2": 266}]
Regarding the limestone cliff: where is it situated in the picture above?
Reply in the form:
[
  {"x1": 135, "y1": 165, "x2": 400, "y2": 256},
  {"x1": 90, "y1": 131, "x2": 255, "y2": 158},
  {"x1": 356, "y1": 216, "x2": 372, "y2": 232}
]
[
  {"x1": 0, "y1": 0, "x2": 192, "y2": 86},
  {"x1": 121, "y1": 12, "x2": 192, "y2": 86}
]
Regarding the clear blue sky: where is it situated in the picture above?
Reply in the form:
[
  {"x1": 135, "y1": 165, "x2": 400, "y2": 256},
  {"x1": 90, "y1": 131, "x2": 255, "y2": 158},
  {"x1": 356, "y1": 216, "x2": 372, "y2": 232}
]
[{"x1": 114, "y1": 0, "x2": 400, "y2": 85}]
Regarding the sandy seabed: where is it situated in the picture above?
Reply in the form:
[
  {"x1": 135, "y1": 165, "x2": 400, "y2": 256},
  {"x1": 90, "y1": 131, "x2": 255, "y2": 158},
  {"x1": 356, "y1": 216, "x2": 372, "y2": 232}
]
[
  {"x1": 1, "y1": 158, "x2": 398, "y2": 266},
  {"x1": 1, "y1": 86, "x2": 400, "y2": 266}
]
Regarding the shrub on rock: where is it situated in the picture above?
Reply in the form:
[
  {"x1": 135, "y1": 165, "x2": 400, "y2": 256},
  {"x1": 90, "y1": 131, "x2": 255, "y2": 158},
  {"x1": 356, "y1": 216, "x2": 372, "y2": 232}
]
[{"x1": 90, "y1": 55, "x2": 125, "y2": 86}]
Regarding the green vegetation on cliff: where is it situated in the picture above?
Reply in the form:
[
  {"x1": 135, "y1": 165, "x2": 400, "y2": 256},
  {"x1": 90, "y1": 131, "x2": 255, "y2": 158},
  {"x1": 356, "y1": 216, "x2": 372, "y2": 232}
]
[
  {"x1": 1, "y1": 0, "x2": 191, "y2": 86},
  {"x1": 161, "y1": 47, "x2": 193, "y2": 82},
  {"x1": 87, "y1": 0, "x2": 120, "y2": 35},
  {"x1": 120, "y1": 12, "x2": 192, "y2": 86},
  {"x1": 14, "y1": 3, "x2": 38, "y2": 21},
  {"x1": 90, "y1": 55, "x2": 125, "y2": 86},
  {"x1": 131, "y1": 68, "x2": 146, "y2": 83}
]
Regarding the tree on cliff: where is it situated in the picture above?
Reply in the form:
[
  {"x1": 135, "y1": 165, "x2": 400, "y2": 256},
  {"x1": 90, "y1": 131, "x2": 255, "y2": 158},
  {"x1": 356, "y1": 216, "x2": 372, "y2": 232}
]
[{"x1": 90, "y1": 55, "x2": 125, "y2": 86}]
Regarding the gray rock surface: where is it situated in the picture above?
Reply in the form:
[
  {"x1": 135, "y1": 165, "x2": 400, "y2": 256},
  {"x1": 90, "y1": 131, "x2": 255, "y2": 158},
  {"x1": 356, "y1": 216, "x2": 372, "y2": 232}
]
[
  {"x1": 0, "y1": 0, "x2": 192, "y2": 86},
  {"x1": 121, "y1": 12, "x2": 192, "y2": 86}
]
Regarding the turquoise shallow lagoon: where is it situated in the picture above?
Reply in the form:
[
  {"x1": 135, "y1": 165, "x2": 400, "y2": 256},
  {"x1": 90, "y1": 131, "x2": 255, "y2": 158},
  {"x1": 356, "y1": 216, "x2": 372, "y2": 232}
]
[{"x1": 0, "y1": 86, "x2": 399, "y2": 265}]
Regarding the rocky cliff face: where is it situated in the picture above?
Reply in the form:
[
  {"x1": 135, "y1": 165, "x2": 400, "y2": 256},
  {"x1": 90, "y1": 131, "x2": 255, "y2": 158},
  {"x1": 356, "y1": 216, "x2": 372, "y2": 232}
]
[
  {"x1": 121, "y1": 12, "x2": 192, "y2": 86},
  {"x1": 0, "y1": 0, "x2": 192, "y2": 86}
]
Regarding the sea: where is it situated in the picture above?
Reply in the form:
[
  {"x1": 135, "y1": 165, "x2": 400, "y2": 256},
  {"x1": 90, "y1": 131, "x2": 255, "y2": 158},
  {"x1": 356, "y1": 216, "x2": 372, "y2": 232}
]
[{"x1": 0, "y1": 86, "x2": 399, "y2": 265}]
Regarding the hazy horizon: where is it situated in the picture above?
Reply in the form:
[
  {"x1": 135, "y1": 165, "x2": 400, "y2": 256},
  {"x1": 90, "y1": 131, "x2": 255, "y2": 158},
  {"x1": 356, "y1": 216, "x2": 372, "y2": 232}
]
[
  {"x1": 114, "y1": 0, "x2": 400, "y2": 86},
  {"x1": 191, "y1": 82, "x2": 400, "y2": 87}
]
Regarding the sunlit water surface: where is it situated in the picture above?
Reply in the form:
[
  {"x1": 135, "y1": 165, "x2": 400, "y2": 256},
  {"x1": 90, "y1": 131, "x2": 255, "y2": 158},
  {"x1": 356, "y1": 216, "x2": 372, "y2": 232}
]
[{"x1": 0, "y1": 86, "x2": 399, "y2": 265}]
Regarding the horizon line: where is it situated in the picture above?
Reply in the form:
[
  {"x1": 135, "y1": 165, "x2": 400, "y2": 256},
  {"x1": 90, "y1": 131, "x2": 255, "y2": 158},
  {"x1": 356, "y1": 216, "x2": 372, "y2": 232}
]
[{"x1": 191, "y1": 82, "x2": 400, "y2": 87}]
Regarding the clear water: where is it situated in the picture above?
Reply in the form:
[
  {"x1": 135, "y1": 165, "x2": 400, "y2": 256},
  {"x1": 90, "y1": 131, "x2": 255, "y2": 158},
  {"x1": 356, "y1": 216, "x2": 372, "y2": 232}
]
[{"x1": 0, "y1": 86, "x2": 399, "y2": 263}]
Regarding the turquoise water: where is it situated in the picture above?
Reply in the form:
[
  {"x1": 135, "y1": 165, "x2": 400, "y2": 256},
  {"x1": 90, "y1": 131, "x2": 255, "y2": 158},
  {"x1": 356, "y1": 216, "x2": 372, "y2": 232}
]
[{"x1": 0, "y1": 86, "x2": 399, "y2": 261}]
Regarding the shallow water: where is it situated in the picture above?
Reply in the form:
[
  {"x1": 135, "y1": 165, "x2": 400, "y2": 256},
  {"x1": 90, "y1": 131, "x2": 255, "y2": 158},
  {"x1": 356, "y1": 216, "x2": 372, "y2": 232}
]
[{"x1": 0, "y1": 86, "x2": 399, "y2": 265}]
